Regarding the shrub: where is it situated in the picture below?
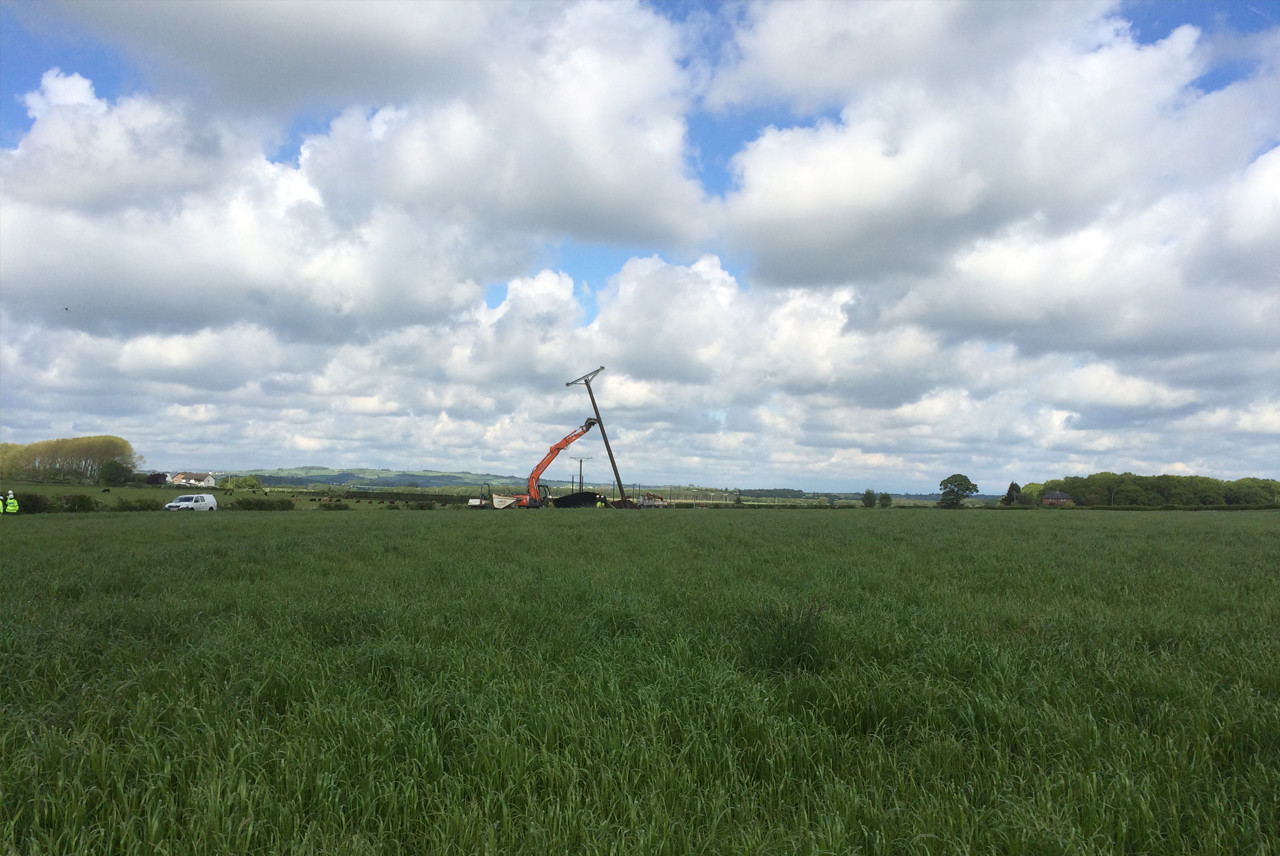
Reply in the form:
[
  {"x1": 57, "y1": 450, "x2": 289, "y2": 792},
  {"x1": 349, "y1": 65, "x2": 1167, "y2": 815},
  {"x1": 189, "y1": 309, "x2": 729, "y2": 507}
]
[
  {"x1": 382, "y1": 499, "x2": 435, "y2": 510},
  {"x1": 115, "y1": 498, "x2": 163, "y2": 512},
  {"x1": 10, "y1": 492, "x2": 55, "y2": 514},
  {"x1": 317, "y1": 503, "x2": 350, "y2": 511},
  {"x1": 60, "y1": 494, "x2": 100, "y2": 513},
  {"x1": 229, "y1": 498, "x2": 294, "y2": 511}
]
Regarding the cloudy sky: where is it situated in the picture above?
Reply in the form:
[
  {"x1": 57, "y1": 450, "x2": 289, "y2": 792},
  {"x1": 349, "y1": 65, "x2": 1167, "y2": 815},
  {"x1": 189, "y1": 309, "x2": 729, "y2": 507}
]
[{"x1": 1, "y1": 0, "x2": 1277, "y2": 493}]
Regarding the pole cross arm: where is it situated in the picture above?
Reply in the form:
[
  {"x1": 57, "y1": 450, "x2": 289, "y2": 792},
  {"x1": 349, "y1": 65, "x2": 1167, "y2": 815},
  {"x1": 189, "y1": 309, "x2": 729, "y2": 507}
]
[{"x1": 567, "y1": 366, "x2": 605, "y2": 388}]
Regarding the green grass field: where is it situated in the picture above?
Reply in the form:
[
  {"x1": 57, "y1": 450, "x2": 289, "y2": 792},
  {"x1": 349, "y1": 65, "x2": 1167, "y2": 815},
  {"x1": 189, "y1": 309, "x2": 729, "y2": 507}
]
[{"x1": 2, "y1": 510, "x2": 1277, "y2": 854}]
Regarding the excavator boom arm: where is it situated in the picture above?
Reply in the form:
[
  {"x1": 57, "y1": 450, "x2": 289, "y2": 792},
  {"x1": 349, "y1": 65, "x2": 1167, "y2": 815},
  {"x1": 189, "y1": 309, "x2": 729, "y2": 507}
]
[{"x1": 528, "y1": 419, "x2": 598, "y2": 498}]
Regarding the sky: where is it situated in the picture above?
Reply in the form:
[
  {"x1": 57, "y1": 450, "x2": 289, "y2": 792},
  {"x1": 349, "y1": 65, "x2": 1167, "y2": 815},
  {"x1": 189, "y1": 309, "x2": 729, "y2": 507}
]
[{"x1": 1, "y1": 0, "x2": 1277, "y2": 494}]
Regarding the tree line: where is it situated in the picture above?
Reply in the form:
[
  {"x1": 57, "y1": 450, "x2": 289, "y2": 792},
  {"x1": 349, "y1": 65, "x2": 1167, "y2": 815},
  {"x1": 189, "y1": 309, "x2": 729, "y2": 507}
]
[
  {"x1": 1009, "y1": 473, "x2": 1278, "y2": 508},
  {"x1": 0, "y1": 436, "x2": 139, "y2": 485}
]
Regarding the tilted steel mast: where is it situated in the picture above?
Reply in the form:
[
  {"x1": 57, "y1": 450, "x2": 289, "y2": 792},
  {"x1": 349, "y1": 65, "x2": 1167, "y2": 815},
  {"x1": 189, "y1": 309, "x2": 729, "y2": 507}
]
[{"x1": 567, "y1": 367, "x2": 628, "y2": 507}]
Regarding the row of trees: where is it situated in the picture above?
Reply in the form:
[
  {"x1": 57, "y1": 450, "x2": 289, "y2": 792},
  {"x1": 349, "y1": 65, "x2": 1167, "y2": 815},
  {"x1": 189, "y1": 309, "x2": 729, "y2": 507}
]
[
  {"x1": 0, "y1": 436, "x2": 139, "y2": 485},
  {"x1": 1004, "y1": 473, "x2": 1278, "y2": 507},
  {"x1": 860, "y1": 489, "x2": 893, "y2": 508}
]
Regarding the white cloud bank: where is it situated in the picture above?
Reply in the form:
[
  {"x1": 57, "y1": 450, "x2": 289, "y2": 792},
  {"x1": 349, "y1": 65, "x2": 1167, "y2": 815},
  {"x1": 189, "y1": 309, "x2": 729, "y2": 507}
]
[{"x1": 1, "y1": 0, "x2": 1277, "y2": 492}]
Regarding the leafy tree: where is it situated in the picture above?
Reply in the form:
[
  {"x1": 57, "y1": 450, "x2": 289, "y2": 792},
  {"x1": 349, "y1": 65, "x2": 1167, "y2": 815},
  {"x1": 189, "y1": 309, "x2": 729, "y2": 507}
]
[
  {"x1": 99, "y1": 459, "x2": 133, "y2": 486},
  {"x1": 1186, "y1": 476, "x2": 1226, "y2": 505},
  {"x1": 1090, "y1": 472, "x2": 1121, "y2": 506},
  {"x1": 877, "y1": 492, "x2": 892, "y2": 508},
  {"x1": 1224, "y1": 479, "x2": 1273, "y2": 505},
  {"x1": 938, "y1": 474, "x2": 979, "y2": 509},
  {"x1": 0, "y1": 443, "x2": 21, "y2": 479},
  {"x1": 999, "y1": 482, "x2": 1021, "y2": 506},
  {"x1": 1113, "y1": 475, "x2": 1163, "y2": 506},
  {"x1": 861, "y1": 489, "x2": 876, "y2": 508}
]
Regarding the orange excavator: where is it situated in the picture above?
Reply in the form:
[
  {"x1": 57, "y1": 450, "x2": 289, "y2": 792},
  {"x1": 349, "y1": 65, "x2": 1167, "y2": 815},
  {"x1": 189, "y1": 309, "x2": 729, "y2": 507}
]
[{"x1": 493, "y1": 418, "x2": 598, "y2": 508}]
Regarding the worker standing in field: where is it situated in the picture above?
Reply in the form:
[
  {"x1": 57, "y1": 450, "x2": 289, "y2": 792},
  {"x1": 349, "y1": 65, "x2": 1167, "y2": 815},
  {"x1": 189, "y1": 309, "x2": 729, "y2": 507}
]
[{"x1": 4, "y1": 490, "x2": 17, "y2": 514}]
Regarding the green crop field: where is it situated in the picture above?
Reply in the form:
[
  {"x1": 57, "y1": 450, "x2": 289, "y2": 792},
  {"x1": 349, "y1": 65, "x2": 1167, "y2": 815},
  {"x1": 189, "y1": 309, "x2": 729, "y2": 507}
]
[{"x1": 2, "y1": 510, "x2": 1277, "y2": 854}]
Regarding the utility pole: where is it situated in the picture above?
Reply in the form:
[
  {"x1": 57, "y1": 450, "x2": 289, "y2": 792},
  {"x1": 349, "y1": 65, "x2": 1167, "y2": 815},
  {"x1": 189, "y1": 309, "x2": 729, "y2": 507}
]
[
  {"x1": 569, "y1": 456, "x2": 592, "y2": 493},
  {"x1": 567, "y1": 366, "x2": 628, "y2": 507}
]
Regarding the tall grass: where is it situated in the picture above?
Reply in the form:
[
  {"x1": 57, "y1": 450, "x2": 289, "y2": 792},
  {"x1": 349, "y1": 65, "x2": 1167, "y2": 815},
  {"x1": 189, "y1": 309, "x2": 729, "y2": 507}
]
[{"x1": 2, "y1": 511, "x2": 1277, "y2": 853}]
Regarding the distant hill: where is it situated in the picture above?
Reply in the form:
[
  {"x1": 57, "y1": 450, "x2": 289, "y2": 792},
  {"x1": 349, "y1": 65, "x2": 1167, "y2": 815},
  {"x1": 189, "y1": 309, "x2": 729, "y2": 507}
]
[{"x1": 225, "y1": 467, "x2": 533, "y2": 489}]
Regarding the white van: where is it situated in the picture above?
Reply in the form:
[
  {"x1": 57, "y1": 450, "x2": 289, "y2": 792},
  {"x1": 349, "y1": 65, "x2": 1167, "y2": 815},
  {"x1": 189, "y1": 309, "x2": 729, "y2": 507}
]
[{"x1": 165, "y1": 494, "x2": 218, "y2": 511}]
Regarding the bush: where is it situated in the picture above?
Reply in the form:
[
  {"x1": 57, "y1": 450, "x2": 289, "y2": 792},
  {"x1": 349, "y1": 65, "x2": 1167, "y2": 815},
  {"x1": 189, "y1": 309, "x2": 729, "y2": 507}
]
[
  {"x1": 228, "y1": 498, "x2": 294, "y2": 511},
  {"x1": 9, "y1": 492, "x2": 55, "y2": 514},
  {"x1": 60, "y1": 494, "x2": 100, "y2": 513},
  {"x1": 317, "y1": 503, "x2": 350, "y2": 511},
  {"x1": 115, "y1": 498, "x2": 163, "y2": 512}
]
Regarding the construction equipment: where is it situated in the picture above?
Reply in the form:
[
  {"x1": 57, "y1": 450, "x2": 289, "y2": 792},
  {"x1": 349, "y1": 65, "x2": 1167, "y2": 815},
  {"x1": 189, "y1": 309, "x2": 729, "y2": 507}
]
[{"x1": 492, "y1": 419, "x2": 598, "y2": 508}]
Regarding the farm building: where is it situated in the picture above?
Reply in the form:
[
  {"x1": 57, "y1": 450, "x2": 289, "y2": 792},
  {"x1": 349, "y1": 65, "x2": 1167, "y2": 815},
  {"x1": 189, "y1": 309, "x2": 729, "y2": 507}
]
[
  {"x1": 1042, "y1": 490, "x2": 1072, "y2": 506},
  {"x1": 171, "y1": 472, "x2": 216, "y2": 488}
]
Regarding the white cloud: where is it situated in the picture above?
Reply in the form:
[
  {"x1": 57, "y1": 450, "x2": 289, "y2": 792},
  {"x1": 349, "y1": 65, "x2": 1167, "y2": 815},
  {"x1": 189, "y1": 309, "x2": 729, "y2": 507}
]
[
  {"x1": 115, "y1": 324, "x2": 285, "y2": 389},
  {"x1": 22, "y1": 68, "x2": 103, "y2": 118},
  {"x1": 717, "y1": 2, "x2": 1280, "y2": 284},
  {"x1": 706, "y1": 0, "x2": 1115, "y2": 111},
  {"x1": 5, "y1": 70, "x2": 252, "y2": 211},
  {"x1": 0, "y1": 96, "x2": 492, "y2": 340},
  {"x1": 293, "y1": 5, "x2": 707, "y2": 246},
  {"x1": 1041, "y1": 364, "x2": 1196, "y2": 410}
]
